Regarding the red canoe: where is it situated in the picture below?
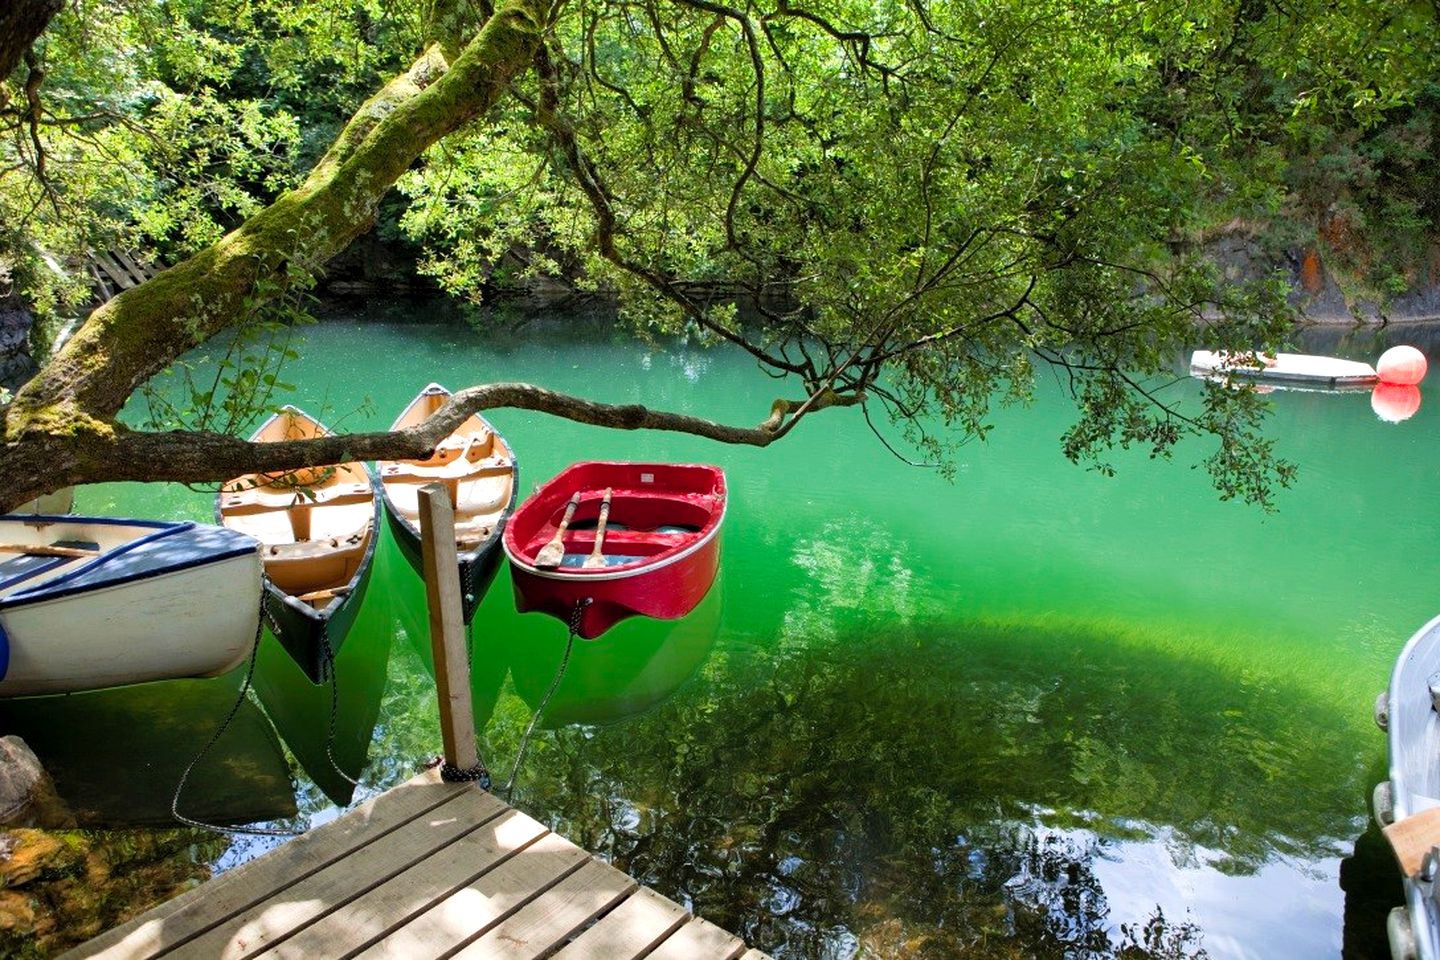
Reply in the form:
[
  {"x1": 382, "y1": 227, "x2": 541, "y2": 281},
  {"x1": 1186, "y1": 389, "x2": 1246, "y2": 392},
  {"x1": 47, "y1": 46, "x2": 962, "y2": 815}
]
[{"x1": 502, "y1": 462, "x2": 726, "y2": 639}]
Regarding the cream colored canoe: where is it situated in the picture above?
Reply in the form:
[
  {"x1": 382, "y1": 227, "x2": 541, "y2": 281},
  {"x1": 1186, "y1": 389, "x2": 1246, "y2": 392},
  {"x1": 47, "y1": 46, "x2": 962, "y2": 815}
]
[
  {"x1": 378, "y1": 383, "x2": 517, "y2": 622},
  {"x1": 0, "y1": 516, "x2": 262, "y2": 696},
  {"x1": 217, "y1": 406, "x2": 379, "y2": 682}
]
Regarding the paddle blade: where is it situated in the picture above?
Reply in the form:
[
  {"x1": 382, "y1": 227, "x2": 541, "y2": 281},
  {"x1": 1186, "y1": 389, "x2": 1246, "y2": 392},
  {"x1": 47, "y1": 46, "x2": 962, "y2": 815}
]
[{"x1": 534, "y1": 540, "x2": 565, "y2": 567}]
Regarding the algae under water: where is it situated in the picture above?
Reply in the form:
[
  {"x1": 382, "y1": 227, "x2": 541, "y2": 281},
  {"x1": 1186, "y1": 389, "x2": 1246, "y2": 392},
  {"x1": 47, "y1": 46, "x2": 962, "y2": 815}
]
[{"x1": 7, "y1": 300, "x2": 1438, "y2": 958}]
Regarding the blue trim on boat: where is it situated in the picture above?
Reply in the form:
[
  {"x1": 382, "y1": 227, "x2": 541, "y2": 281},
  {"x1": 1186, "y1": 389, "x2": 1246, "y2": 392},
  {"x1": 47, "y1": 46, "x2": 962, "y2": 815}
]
[
  {"x1": 0, "y1": 617, "x2": 8, "y2": 682},
  {"x1": 1, "y1": 515, "x2": 177, "y2": 529},
  {"x1": 0, "y1": 554, "x2": 68, "y2": 593}
]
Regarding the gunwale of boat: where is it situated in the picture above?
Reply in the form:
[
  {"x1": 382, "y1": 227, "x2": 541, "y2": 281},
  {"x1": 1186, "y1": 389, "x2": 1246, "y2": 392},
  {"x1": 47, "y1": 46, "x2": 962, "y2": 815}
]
[
  {"x1": 377, "y1": 383, "x2": 517, "y2": 560},
  {"x1": 218, "y1": 406, "x2": 377, "y2": 616},
  {"x1": 503, "y1": 462, "x2": 726, "y2": 582}
]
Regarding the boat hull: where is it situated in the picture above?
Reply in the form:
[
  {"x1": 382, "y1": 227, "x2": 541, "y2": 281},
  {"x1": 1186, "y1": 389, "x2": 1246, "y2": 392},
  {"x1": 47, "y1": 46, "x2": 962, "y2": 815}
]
[
  {"x1": 383, "y1": 506, "x2": 506, "y2": 624},
  {"x1": 1377, "y1": 613, "x2": 1440, "y2": 960},
  {"x1": 0, "y1": 519, "x2": 262, "y2": 697},
  {"x1": 262, "y1": 539, "x2": 376, "y2": 683},
  {"x1": 510, "y1": 531, "x2": 721, "y2": 638},
  {"x1": 504, "y1": 462, "x2": 726, "y2": 639}
]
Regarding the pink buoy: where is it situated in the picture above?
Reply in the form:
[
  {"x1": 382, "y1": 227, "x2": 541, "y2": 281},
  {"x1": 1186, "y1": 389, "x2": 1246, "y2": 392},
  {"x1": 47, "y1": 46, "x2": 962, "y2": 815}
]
[
  {"x1": 1377, "y1": 345, "x2": 1427, "y2": 385},
  {"x1": 1371, "y1": 382, "x2": 1421, "y2": 423}
]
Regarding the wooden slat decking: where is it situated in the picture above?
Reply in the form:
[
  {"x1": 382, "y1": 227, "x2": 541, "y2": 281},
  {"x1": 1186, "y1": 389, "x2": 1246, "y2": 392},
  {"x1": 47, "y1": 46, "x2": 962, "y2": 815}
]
[{"x1": 63, "y1": 768, "x2": 769, "y2": 960}]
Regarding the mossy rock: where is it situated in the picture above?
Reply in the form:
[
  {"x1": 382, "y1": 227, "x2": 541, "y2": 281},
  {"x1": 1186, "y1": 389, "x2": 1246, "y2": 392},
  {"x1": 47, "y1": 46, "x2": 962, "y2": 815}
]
[{"x1": 0, "y1": 831, "x2": 86, "y2": 889}]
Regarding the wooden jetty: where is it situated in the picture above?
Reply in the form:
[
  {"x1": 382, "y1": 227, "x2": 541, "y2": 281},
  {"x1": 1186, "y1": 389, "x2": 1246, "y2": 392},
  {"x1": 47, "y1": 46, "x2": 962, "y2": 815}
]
[
  {"x1": 63, "y1": 485, "x2": 770, "y2": 960},
  {"x1": 64, "y1": 766, "x2": 768, "y2": 960}
]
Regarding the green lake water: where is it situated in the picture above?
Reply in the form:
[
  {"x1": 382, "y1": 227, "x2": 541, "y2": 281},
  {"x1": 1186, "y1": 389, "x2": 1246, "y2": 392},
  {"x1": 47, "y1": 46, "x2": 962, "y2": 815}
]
[{"x1": 6, "y1": 300, "x2": 1439, "y2": 958}]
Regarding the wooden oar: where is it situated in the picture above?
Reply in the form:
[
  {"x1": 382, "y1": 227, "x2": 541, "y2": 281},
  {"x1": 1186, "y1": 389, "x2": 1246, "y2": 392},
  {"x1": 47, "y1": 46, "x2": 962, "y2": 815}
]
[
  {"x1": 0, "y1": 543, "x2": 101, "y2": 559},
  {"x1": 534, "y1": 492, "x2": 581, "y2": 568},
  {"x1": 583, "y1": 488, "x2": 613, "y2": 569},
  {"x1": 295, "y1": 585, "x2": 351, "y2": 603}
]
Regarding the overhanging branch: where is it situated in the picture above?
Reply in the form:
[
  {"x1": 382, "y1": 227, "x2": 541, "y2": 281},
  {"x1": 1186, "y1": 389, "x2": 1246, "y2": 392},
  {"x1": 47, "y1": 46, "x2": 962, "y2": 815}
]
[{"x1": 60, "y1": 381, "x2": 864, "y2": 495}]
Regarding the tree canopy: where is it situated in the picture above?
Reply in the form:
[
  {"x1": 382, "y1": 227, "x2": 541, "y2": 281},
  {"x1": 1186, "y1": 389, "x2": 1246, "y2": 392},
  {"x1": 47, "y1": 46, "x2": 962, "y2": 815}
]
[{"x1": 1, "y1": 0, "x2": 1435, "y2": 510}]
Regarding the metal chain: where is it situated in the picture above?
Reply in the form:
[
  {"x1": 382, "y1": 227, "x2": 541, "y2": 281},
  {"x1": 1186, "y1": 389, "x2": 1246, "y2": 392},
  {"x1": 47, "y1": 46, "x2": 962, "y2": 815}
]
[
  {"x1": 317, "y1": 626, "x2": 362, "y2": 789},
  {"x1": 171, "y1": 572, "x2": 303, "y2": 838},
  {"x1": 503, "y1": 598, "x2": 589, "y2": 802}
]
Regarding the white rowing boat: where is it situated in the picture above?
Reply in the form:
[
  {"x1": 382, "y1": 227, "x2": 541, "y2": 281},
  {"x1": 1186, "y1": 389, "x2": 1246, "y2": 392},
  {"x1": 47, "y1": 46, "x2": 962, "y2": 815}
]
[
  {"x1": 1374, "y1": 615, "x2": 1440, "y2": 960},
  {"x1": 0, "y1": 516, "x2": 263, "y2": 697},
  {"x1": 1190, "y1": 350, "x2": 1379, "y2": 388}
]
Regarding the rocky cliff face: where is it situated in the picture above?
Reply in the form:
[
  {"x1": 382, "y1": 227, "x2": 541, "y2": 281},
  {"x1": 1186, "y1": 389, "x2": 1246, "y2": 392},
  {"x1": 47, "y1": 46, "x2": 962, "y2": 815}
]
[
  {"x1": 0, "y1": 294, "x2": 37, "y2": 391},
  {"x1": 1209, "y1": 228, "x2": 1440, "y2": 324}
]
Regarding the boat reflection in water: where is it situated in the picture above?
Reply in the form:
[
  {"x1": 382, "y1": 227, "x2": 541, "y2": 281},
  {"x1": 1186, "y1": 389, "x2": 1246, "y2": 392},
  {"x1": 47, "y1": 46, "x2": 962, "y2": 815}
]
[
  {"x1": 0, "y1": 676, "x2": 296, "y2": 827},
  {"x1": 251, "y1": 539, "x2": 397, "y2": 807},
  {"x1": 502, "y1": 574, "x2": 723, "y2": 728},
  {"x1": 391, "y1": 536, "x2": 724, "y2": 733}
]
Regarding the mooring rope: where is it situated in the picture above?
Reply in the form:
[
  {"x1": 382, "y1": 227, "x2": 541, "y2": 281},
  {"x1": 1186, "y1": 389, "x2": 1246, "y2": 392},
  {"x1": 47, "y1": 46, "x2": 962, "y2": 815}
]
[
  {"x1": 503, "y1": 598, "x2": 589, "y2": 802},
  {"x1": 171, "y1": 579, "x2": 302, "y2": 838}
]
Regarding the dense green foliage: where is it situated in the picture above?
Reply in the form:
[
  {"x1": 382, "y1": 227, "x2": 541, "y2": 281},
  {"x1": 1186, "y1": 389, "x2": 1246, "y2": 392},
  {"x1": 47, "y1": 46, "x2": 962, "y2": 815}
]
[{"x1": 1, "y1": 0, "x2": 1436, "y2": 502}]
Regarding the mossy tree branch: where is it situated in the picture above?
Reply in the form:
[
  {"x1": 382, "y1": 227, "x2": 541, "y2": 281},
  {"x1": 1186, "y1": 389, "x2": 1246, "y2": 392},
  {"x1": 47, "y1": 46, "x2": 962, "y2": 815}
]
[
  {"x1": 0, "y1": 0, "x2": 549, "y2": 508},
  {"x1": 14, "y1": 384, "x2": 862, "y2": 498}
]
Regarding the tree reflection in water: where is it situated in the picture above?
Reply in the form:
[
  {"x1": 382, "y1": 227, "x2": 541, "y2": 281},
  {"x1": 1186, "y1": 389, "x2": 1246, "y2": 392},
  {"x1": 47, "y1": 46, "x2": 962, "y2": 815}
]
[{"x1": 477, "y1": 522, "x2": 1371, "y2": 957}]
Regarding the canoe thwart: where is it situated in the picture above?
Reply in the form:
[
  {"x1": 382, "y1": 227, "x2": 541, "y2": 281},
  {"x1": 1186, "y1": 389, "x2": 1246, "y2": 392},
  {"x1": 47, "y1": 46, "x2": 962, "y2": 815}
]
[
  {"x1": 0, "y1": 542, "x2": 101, "y2": 558},
  {"x1": 294, "y1": 585, "x2": 353, "y2": 603}
]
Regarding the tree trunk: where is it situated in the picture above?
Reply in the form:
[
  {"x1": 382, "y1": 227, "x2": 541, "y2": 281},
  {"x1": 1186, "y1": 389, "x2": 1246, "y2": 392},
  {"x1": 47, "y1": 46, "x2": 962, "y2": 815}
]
[
  {"x1": 0, "y1": 0, "x2": 62, "y2": 99},
  {"x1": 0, "y1": 0, "x2": 546, "y2": 509}
]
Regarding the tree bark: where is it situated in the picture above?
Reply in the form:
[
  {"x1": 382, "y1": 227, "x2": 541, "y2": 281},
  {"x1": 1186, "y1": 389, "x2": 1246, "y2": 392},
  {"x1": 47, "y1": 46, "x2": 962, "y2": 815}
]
[{"x1": 0, "y1": 0, "x2": 62, "y2": 102}]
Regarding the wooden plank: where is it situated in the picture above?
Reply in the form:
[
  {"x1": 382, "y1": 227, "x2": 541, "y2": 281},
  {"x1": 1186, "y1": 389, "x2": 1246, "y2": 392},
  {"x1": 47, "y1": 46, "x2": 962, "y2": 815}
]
[
  {"x1": 549, "y1": 886, "x2": 689, "y2": 960},
  {"x1": 449, "y1": 858, "x2": 637, "y2": 960},
  {"x1": 738, "y1": 950, "x2": 773, "y2": 960},
  {"x1": 112, "y1": 249, "x2": 151, "y2": 285},
  {"x1": 88, "y1": 262, "x2": 113, "y2": 301},
  {"x1": 92, "y1": 252, "x2": 134, "y2": 290},
  {"x1": 0, "y1": 543, "x2": 100, "y2": 558},
  {"x1": 168, "y1": 786, "x2": 507, "y2": 959},
  {"x1": 1385, "y1": 805, "x2": 1440, "y2": 877},
  {"x1": 354, "y1": 833, "x2": 589, "y2": 960},
  {"x1": 418, "y1": 483, "x2": 478, "y2": 773},
  {"x1": 63, "y1": 769, "x2": 460, "y2": 960},
  {"x1": 252, "y1": 808, "x2": 548, "y2": 960},
  {"x1": 646, "y1": 916, "x2": 749, "y2": 960}
]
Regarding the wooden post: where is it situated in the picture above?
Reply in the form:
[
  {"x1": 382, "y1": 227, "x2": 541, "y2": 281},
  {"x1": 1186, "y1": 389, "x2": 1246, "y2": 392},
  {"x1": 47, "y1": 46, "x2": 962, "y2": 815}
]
[{"x1": 417, "y1": 483, "x2": 479, "y2": 774}]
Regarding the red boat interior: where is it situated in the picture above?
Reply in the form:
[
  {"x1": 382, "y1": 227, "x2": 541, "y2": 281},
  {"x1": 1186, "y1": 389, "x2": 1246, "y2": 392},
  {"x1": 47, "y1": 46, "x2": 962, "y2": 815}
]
[{"x1": 509, "y1": 464, "x2": 723, "y2": 574}]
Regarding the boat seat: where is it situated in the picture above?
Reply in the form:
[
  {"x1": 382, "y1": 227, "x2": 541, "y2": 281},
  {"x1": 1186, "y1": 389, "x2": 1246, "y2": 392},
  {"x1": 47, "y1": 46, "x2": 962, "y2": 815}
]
[
  {"x1": 264, "y1": 527, "x2": 369, "y2": 595},
  {"x1": 386, "y1": 476, "x2": 511, "y2": 521},
  {"x1": 437, "y1": 430, "x2": 490, "y2": 454},
  {"x1": 221, "y1": 482, "x2": 370, "y2": 512},
  {"x1": 380, "y1": 456, "x2": 512, "y2": 482},
  {"x1": 223, "y1": 508, "x2": 297, "y2": 545},
  {"x1": 310, "y1": 482, "x2": 372, "y2": 505}
]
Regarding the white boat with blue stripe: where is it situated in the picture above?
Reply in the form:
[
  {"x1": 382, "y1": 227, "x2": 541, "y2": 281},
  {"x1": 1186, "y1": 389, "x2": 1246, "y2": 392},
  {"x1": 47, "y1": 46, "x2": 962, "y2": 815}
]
[{"x1": 0, "y1": 516, "x2": 263, "y2": 697}]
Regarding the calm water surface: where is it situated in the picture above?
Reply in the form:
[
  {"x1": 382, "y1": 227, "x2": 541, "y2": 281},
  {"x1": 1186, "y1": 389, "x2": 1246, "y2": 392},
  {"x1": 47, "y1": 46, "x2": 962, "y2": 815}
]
[{"x1": 7, "y1": 301, "x2": 1438, "y2": 958}]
